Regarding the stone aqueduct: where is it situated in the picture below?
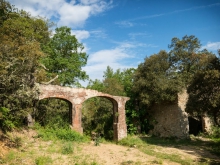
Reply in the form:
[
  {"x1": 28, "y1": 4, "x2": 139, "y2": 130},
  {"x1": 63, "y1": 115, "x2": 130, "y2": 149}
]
[{"x1": 38, "y1": 84, "x2": 130, "y2": 141}]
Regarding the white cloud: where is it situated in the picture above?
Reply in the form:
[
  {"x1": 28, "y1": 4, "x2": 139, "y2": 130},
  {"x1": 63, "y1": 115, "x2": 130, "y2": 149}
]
[
  {"x1": 128, "y1": 32, "x2": 152, "y2": 40},
  {"x1": 80, "y1": 0, "x2": 100, "y2": 5},
  {"x1": 71, "y1": 30, "x2": 90, "y2": 41},
  {"x1": 115, "y1": 21, "x2": 134, "y2": 28},
  {"x1": 8, "y1": 0, "x2": 62, "y2": 18},
  {"x1": 201, "y1": 42, "x2": 220, "y2": 51},
  {"x1": 81, "y1": 44, "x2": 137, "y2": 86},
  {"x1": 58, "y1": 4, "x2": 91, "y2": 27},
  {"x1": 8, "y1": 0, "x2": 112, "y2": 27},
  {"x1": 88, "y1": 48, "x2": 130, "y2": 64},
  {"x1": 82, "y1": 41, "x2": 150, "y2": 85},
  {"x1": 90, "y1": 30, "x2": 107, "y2": 38},
  {"x1": 112, "y1": 41, "x2": 157, "y2": 49}
]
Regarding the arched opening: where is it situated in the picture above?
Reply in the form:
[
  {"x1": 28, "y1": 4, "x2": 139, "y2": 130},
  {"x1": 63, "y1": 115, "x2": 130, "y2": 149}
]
[
  {"x1": 35, "y1": 97, "x2": 73, "y2": 129},
  {"x1": 82, "y1": 96, "x2": 118, "y2": 140}
]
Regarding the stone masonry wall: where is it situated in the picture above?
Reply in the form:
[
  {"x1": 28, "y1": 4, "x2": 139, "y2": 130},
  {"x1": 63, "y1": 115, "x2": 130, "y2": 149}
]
[{"x1": 149, "y1": 90, "x2": 189, "y2": 139}]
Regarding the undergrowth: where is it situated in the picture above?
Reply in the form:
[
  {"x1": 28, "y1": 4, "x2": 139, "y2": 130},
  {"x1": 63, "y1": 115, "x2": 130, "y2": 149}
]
[
  {"x1": 0, "y1": 127, "x2": 98, "y2": 165},
  {"x1": 33, "y1": 123, "x2": 89, "y2": 142}
]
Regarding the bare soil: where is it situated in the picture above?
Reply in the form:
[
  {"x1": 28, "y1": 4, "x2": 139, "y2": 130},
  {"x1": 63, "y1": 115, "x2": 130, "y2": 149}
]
[{"x1": 81, "y1": 142, "x2": 180, "y2": 165}]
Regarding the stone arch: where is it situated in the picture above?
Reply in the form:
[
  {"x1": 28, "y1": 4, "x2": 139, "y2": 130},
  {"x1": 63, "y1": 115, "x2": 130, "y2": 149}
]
[{"x1": 38, "y1": 84, "x2": 129, "y2": 141}]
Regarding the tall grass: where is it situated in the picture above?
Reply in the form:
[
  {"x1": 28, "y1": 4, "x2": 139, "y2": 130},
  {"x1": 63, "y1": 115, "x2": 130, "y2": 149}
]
[{"x1": 34, "y1": 123, "x2": 89, "y2": 142}]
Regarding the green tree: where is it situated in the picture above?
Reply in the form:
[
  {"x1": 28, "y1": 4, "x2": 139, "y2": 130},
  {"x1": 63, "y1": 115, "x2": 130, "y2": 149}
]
[
  {"x1": 42, "y1": 26, "x2": 88, "y2": 86},
  {"x1": 0, "y1": 1, "x2": 50, "y2": 127},
  {"x1": 82, "y1": 97, "x2": 114, "y2": 139},
  {"x1": 133, "y1": 50, "x2": 180, "y2": 106},
  {"x1": 132, "y1": 50, "x2": 182, "y2": 133},
  {"x1": 168, "y1": 35, "x2": 215, "y2": 86},
  {"x1": 186, "y1": 51, "x2": 220, "y2": 126},
  {"x1": 87, "y1": 79, "x2": 105, "y2": 91},
  {"x1": 36, "y1": 98, "x2": 70, "y2": 129},
  {"x1": 0, "y1": 0, "x2": 17, "y2": 26}
]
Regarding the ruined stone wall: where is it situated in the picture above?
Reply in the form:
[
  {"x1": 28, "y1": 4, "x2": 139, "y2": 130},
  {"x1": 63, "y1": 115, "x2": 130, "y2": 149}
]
[
  {"x1": 149, "y1": 90, "x2": 189, "y2": 139},
  {"x1": 201, "y1": 114, "x2": 212, "y2": 133}
]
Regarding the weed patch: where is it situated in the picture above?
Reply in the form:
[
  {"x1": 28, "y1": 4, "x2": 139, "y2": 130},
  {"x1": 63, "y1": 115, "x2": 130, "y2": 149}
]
[
  {"x1": 35, "y1": 156, "x2": 53, "y2": 165},
  {"x1": 61, "y1": 142, "x2": 74, "y2": 154},
  {"x1": 35, "y1": 125, "x2": 89, "y2": 142}
]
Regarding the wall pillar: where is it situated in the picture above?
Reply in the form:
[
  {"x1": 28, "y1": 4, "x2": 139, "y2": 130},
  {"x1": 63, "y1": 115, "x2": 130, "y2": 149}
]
[
  {"x1": 115, "y1": 98, "x2": 128, "y2": 141},
  {"x1": 71, "y1": 104, "x2": 83, "y2": 133}
]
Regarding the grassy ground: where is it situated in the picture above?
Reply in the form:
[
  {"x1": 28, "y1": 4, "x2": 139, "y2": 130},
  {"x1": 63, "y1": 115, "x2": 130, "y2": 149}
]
[
  {"x1": 118, "y1": 135, "x2": 220, "y2": 165},
  {"x1": 0, "y1": 127, "x2": 220, "y2": 165}
]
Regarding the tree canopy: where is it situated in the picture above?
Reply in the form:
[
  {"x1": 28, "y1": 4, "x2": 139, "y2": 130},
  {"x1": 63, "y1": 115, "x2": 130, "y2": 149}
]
[
  {"x1": 186, "y1": 51, "x2": 220, "y2": 126},
  {"x1": 0, "y1": 0, "x2": 89, "y2": 130},
  {"x1": 168, "y1": 35, "x2": 216, "y2": 86},
  {"x1": 42, "y1": 26, "x2": 88, "y2": 86},
  {"x1": 133, "y1": 50, "x2": 180, "y2": 107},
  {"x1": 0, "y1": 1, "x2": 50, "y2": 129}
]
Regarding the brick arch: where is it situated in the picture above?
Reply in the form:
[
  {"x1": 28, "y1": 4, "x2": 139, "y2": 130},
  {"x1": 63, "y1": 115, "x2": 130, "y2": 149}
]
[{"x1": 38, "y1": 84, "x2": 129, "y2": 141}]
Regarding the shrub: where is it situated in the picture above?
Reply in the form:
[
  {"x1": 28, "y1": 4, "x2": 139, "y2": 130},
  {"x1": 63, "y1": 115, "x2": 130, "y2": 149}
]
[
  {"x1": 209, "y1": 126, "x2": 220, "y2": 139},
  {"x1": 118, "y1": 135, "x2": 144, "y2": 147},
  {"x1": 0, "y1": 107, "x2": 15, "y2": 132},
  {"x1": 61, "y1": 142, "x2": 74, "y2": 154},
  {"x1": 36, "y1": 124, "x2": 89, "y2": 142},
  {"x1": 35, "y1": 156, "x2": 53, "y2": 165},
  {"x1": 13, "y1": 137, "x2": 22, "y2": 148}
]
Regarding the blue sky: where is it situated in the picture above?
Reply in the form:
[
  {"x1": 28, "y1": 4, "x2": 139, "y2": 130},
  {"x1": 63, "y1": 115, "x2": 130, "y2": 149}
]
[{"x1": 8, "y1": 0, "x2": 220, "y2": 86}]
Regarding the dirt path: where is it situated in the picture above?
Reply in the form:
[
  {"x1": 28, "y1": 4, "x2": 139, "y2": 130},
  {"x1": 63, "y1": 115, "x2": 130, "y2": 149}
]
[
  {"x1": 81, "y1": 140, "x2": 220, "y2": 165},
  {"x1": 81, "y1": 142, "x2": 187, "y2": 165},
  {"x1": 82, "y1": 142, "x2": 155, "y2": 165}
]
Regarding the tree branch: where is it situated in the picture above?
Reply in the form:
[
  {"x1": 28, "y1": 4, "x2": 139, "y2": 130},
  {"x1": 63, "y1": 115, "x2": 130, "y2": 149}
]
[
  {"x1": 40, "y1": 63, "x2": 49, "y2": 71},
  {"x1": 41, "y1": 75, "x2": 59, "y2": 85}
]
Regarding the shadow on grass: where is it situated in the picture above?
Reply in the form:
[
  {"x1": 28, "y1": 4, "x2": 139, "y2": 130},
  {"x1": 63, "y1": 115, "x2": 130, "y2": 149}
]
[{"x1": 139, "y1": 135, "x2": 220, "y2": 165}]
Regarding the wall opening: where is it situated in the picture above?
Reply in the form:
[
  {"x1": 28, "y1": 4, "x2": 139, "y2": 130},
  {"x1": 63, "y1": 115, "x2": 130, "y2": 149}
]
[
  {"x1": 82, "y1": 96, "x2": 118, "y2": 140},
  {"x1": 35, "y1": 98, "x2": 72, "y2": 128},
  {"x1": 188, "y1": 116, "x2": 202, "y2": 136}
]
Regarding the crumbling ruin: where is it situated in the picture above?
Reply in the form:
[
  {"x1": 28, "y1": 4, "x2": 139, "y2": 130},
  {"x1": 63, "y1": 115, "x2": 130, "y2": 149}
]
[{"x1": 148, "y1": 90, "x2": 212, "y2": 138}]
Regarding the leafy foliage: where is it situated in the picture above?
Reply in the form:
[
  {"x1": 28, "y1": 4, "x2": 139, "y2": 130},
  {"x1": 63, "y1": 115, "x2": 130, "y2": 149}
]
[
  {"x1": 133, "y1": 50, "x2": 181, "y2": 107},
  {"x1": 61, "y1": 142, "x2": 74, "y2": 154},
  {"x1": 0, "y1": 107, "x2": 15, "y2": 131},
  {"x1": 82, "y1": 97, "x2": 114, "y2": 139},
  {"x1": 186, "y1": 52, "x2": 220, "y2": 125},
  {"x1": 35, "y1": 98, "x2": 70, "y2": 128},
  {"x1": 42, "y1": 26, "x2": 88, "y2": 86},
  {"x1": 35, "y1": 123, "x2": 88, "y2": 142},
  {"x1": 168, "y1": 35, "x2": 216, "y2": 86},
  {"x1": 0, "y1": 0, "x2": 51, "y2": 128},
  {"x1": 35, "y1": 156, "x2": 53, "y2": 165}
]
